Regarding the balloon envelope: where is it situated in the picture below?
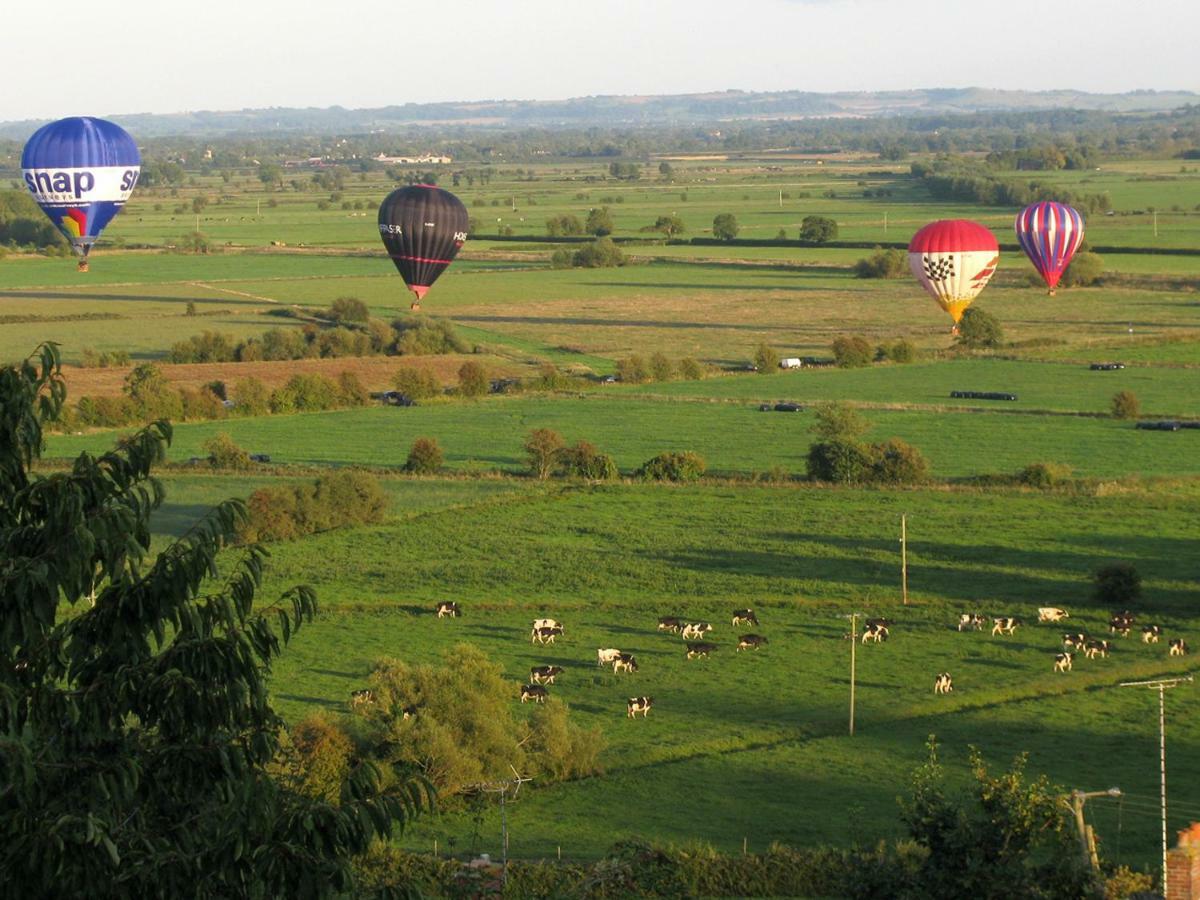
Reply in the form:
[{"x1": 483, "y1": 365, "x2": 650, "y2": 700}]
[
  {"x1": 1015, "y1": 201, "x2": 1085, "y2": 293},
  {"x1": 378, "y1": 185, "x2": 468, "y2": 308},
  {"x1": 908, "y1": 220, "x2": 1000, "y2": 326},
  {"x1": 21, "y1": 117, "x2": 140, "y2": 269}
]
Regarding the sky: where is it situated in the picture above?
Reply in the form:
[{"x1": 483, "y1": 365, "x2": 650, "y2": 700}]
[{"x1": 3, "y1": 0, "x2": 1198, "y2": 122}]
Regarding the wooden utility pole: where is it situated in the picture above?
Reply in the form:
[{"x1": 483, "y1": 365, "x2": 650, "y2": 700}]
[
  {"x1": 883, "y1": 211, "x2": 888, "y2": 234},
  {"x1": 843, "y1": 612, "x2": 864, "y2": 736},
  {"x1": 900, "y1": 514, "x2": 908, "y2": 605},
  {"x1": 1070, "y1": 788, "x2": 1122, "y2": 872}
]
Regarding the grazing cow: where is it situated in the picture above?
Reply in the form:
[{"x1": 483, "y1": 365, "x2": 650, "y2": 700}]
[
  {"x1": 957, "y1": 613, "x2": 986, "y2": 632},
  {"x1": 1083, "y1": 640, "x2": 1111, "y2": 660},
  {"x1": 1141, "y1": 625, "x2": 1162, "y2": 644},
  {"x1": 732, "y1": 609, "x2": 759, "y2": 627},
  {"x1": 520, "y1": 684, "x2": 548, "y2": 703},
  {"x1": 436, "y1": 601, "x2": 460, "y2": 618},
  {"x1": 657, "y1": 616, "x2": 682, "y2": 633},
  {"x1": 627, "y1": 696, "x2": 653, "y2": 718},
  {"x1": 401, "y1": 705, "x2": 418, "y2": 720},
  {"x1": 1054, "y1": 652, "x2": 1074, "y2": 673},
  {"x1": 613, "y1": 653, "x2": 639, "y2": 674},
  {"x1": 532, "y1": 625, "x2": 564, "y2": 645},
  {"x1": 681, "y1": 622, "x2": 713, "y2": 640},
  {"x1": 933, "y1": 672, "x2": 953, "y2": 694},
  {"x1": 686, "y1": 642, "x2": 718, "y2": 660},
  {"x1": 1062, "y1": 632, "x2": 1088, "y2": 650},
  {"x1": 350, "y1": 689, "x2": 375, "y2": 708},
  {"x1": 597, "y1": 648, "x2": 623, "y2": 667},
  {"x1": 862, "y1": 623, "x2": 889, "y2": 644},
  {"x1": 532, "y1": 618, "x2": 562, "y2": 634},
  {"x1": 866, "y1": 617, "x2": 894, "y2": 630},
  {"x1": 992, "y1": 617, "x2": 1021, "y2": 636},
  {"x1": 1110, "y1": 612, "x2": 1135, "y2": 636},
  {"x1": 1169, "y1": 639, "x2": 1189, "y2": 657},
  {"x1": 530, "y1": 665, "x2": 565, "y2": 685},
  {"x1": 737, "y1": 634, "x2": 768, "y2": 652},
  {"x1": 1037, "y1": 607, "x2": 1069, "y2": 623}
]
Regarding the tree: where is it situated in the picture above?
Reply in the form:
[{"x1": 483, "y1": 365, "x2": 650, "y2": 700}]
[
  {"x1": 1111, "y1": 390, "x2": 1140, "y2": 420},
  {"x1": 832, "y1": 335, "x2": 874, "y2": 368},
  {"x1": 257, "y1": 162, "x2": 283, "y2": 189},
  {"x1": 457, "y1": 361, "x2": 488, "y2": 398},
  {"x1": 585, "y1": 206, "x2": 614, "y2": 236},
  {"x1": 393, "y1": 366, "x2": 442, "y2": 400},
  {"x1": 1093, "y1": 562, "x2": 1141, "y2": 607},
  {"x1": 572, "y1": 237, "x2": 625, "y2": 268},
  {"x1": 854, "y1": 247, "x2": 908, "y2": 279},
  {"x1": 0, "y1": 346, "x2": 424, "y2": 898},
  {"x1": 405, "y1": 437, "x2": 444, "y2": 474},
  {"x1": 1060, "y1": 252, "x2": 1104, "y2": 287},
  {"x1": 524, "y1": 428, "x2": 565, "y2": 479},
  {"x1": 753, "y1": 343, "x2": 780, "y2": 373},
  {"x1": 799, "y1": 215, "x2": 838, "y2": 242},
  {"x1": 657, "y1": 161, "x2": 674, "y2": 180},
  {"x1": 678, "y1": 357, "x2": 704, "y2": 380},
  {"x1": 649, "y1": 352, "x2": 674, "y2": 382},
  {"x1": 955, "y1": 307, "x2": 1004, "y2": 348},
  {"x1": 646, "y1": 215, "x2": 685, "y2": 239},
  {"x1": 124, "y1": 362, "x2": 183, "y2": 421},
  {"x1": 806, "y1": 440, "x2": 874, "y2": 484},
  {"x1": 560, "y1": 440, "x2": 619, "y2": 481},
  {"x1": 811, "y1": 401, "x2": 870, "y2": 443},
  {"x1": 328, "y1": 296, "x2": 370, "y2": 324},
  {"x1": 712, "y1": 213, "x2": 739, "y2": 241},
  {"x1": 204, "y1": 431, "x2": 252, "y2": 469},
  {"x1": 616, "y1": 355, "x2": 649, "y2": 384}
]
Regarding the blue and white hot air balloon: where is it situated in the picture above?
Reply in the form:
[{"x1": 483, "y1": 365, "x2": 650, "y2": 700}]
[{"x1": 21, "y1": 117, "x2": 140, "y2": 272}]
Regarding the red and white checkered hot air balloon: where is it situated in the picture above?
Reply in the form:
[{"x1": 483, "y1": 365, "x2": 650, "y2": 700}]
[{"x1": 908, "y1": 220, "x2": 1000, "y2": 332}]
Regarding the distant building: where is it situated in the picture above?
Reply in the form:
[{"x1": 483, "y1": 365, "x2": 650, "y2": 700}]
[{"x1": 373, "y1": 153, "x2": 452, "y2": 165}]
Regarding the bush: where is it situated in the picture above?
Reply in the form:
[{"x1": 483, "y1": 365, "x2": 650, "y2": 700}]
[
  {"x1": 457, "y1": 361, "x2": 488, "y2": 398},
  {"x1": 393, "y1": 317, "x2": 467, "y2": 355},
  {"x1": 955, "y1": 307, "x2": 1004, "y2": 348},
  {"x1": 560, "y1": 440, "x2": 619, "y2": 480},
  {"x1": 811, "y1": 401, "x2": 870, "y2": 443},
  {"x1": 615, "y1": 355, "x2": 649, "y2": 384},
  {"x1": 124, "y1": 362, "x2": 183, "y2": 421},
  {"x1": 239, "y1": 471, "x2": 388, "y2": 543},
  {"x1": 648, "y1": 352, "x2": 674, "y2": 382},
  {"x1": 290, "y1": 713, "x2": 353, "y2": 803},
  {"x1": 1018, "y1": 462, "x2": 1073, "y2": 488},
  {"x1": 549, "y1": 247, "x2": 573, "y2": 269},
  {"x1": 712, "y1": 213, "x2": 739, "y2": 241},
  {"x1": 572, "y1": 237, "x2": 625, "y2": 268},
  {"x1": 393, "y1": 366, "x2": 442, "y2": 400},
  {"x1": 1060, "y1": 251, "x2": 1104, "y2": 288},
  {"x1": 168, "y1": 330, "x2": 237, "y2": 364},
  {"x1": 525, "y1": 428, "x2": 565, "y2": 479},
  {"x1": 753, "y1": 343, "x2": 780, "y2": 373},
  {"x1": 269, "y1": 373, "x2": 341, "y2": 413},
  {"x1": 806, "y1": 440, "x2": 875, "y2": 484},
  {"x1": 854, "y1": 247, "x2": 908, "y2": 279},
  {"x1": 404, "y1": 437, "x2": 443, "y2": 474},
  {"x1": 1093, "y1": 562, "x2": 1141, "y2": 607},
  {"x1": 336, "y1": 371, "x2": 369, "y2": 407},
  {"x1": 799, "y1": 215, "x2": 838, "y2": 242},
  {"x1": 636, "y1": 451, "x2": 706, "y2": 482},
  {"x1": 324, "y1": 296, "x2": 370, "y2": 323},
  {"x1": 871, "y1": 438, "x2": 930, "y2": 484},
  {"x1": 179, "y1": 386, "x2": 227, "y2": 421},
  {"x1": 876, "y1": 339, "x2": 919, "y2": 363},
  {"x1": 232, "y1": 377, "x2": 270, "y2": 416},
  {"x1": 526, "y1": 698, "x2": 605, "y2": 781},
  {"x1": 832, "y1": 335, "x2": 874, "y2": 368},
  {"x1": 1111, "y1": 390, "x2": 1140, "y2": 419}
]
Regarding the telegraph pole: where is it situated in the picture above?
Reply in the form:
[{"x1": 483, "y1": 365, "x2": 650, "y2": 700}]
[
  {"x1": 463, "y1": 766, "x2": 533, "y2": 887},
  {"x1": 842, "y1": 612, "x2": 865, "y2": 735},
  {"x1": 1119, "y1": 675, "x2": 1193, "y2": 889},
  {"x1": 900, "y1": 514, "x2": 908, "y2": 605},
  {"x1": 1069, "y1": 788, "x2": 1122, "y2": 871}
]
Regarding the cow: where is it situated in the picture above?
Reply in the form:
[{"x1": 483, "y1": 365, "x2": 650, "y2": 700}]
[
  {"x1": 1169, "y1": 639, "x2": 1189, "y2": 657},
  {"x1": 657, "y1": 616, "x2": 682, "y2": 633},
  {"x1": 613, "y1": 653, "x2": 639, "y2": 674},
  {"x1": 530, "y1": 665, "x2": 564, "y2": 685},
  {"x1": 401, "y1": 705, "x2": 418, "y2": 721},
  {"x1": 732, "y1": 609, "x2": 759, "y2": 627},
  {"x1": 1054, "y1": 652, "x2": 1073, "y2": 673},
  {"x1": 1110, "y1": 612, "x2": 1135, "y2": 636},
  {"x1": 933, "y1": 672, "x2": 953, "y2": 694},
  {"x1": 435, "y1": 601, "x2": 460, "y2": 618},
  {"x1": 532, "y1": 625, "x2": 563, "y2": 645},
  {"x1": 957, "y1": 613, "x2": 986, "y2": 632},
  {"x1": 1062, "y1": 632, "x2": 1088, "y2": 650},
  {"x1": 862, "y1": 623, "x2": 889, "y2": 644},
  {"x1": 520, "y1": 684, "x2": 548, "y2": 703},
  {"x1": 866, "y1": 617, "x2": 894, "y2": 630},
  {"x1": 532, "y1": 618, "x2": 562, "y2": 635},
  {"x1": 1083, "y1": 639, "x2": 1111, "y2": 660},
  {"x1": 992, "y1": 617, "x2": 1021, "y2": 636},
  {"x1": 350, "y1": 689, "x2": 375, "y2": 708},
  {"x1": 737, "y1": 634, "x2": 768, "y2": 652},
  {"x1": 1141, "y1": 625, "x2": 1162, "y2": 644},
  {"x1": 681, "y1": 622, "x2": 713, "y2": 640},
  {"x1": 597, "y1": 648, "x2": 623, "y2": 667},
  {"x1": 686, "y1": 642, "x2": 718, "y2": 660},
  {"x1": 627, "y1": 696, "x2": 653, "y2": 718},
  {"x1": 1037, "y1": 607, "x2": 1069, "y2": 623}
]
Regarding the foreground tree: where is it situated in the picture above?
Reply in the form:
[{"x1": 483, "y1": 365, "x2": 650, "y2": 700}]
[{"x1": 0, "y1": 346, "x2": 425, "y2": 899}]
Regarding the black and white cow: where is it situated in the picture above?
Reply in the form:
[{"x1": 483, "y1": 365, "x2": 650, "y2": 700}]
[
  {"x1": 532, "y1": 625, "x2": 564, "y2": 645},
  {"x1": 1169, "y1": 639, "x2": 1189, "y2": 657},
  {"x1": 1083, "y1": 639, "x2": 1111, "y2": 660},
  {"x1": 657, "y1": 616, "x2": 682, "y2": 633},
  {"x1": 436, "y1": 601, "x2": 460, "y2": 618},
  {"x1": 401, "y1": 705, "x2": 418, "y2": 721},
  {"x1": 933, "y1": 672, "x2": 953, "y2": 694},
  {"x1": 992, "y1": 617, "x2": 1021, "y2": 636},
  {"x1": 597, "y1": 648, "x2": 623, "y2": 667},
  {"x1": 737, "y1": 634, "x2": 768, "y2": 652},
  {"x1": 862, "y1": 623, "x2": 889, "y2": 644},
  {"x1": 530, "y1": 665, "x2": 565, "y2": 685},
  {"x1": 1037, "y1": 607, "x2": 1069, "y2": 623},
  {"x1": 1141, "y1": 625, "x2": 1163, "y2": 644},
  {"x1": 350, "y1": 688, "x2": 375, "y2": 708},
  {"x1": 532, "y1": 618, "x2": 562, "y2": 635},
  {"x1": 520, "y1": 684, "x2": 548, "y2": 703},
  {"x1": 1054, "y1": 652, "x2": 1074, "y2": 673},
  {"x1": 866, "y1": 617, "x2": 893, "y2": 630},
  {"x1": 1062, "y1": 632, "x2": 1088, "y2": 650},
  {"x1": 1110, "y1": 612, "x2": 1135, "y2": 636},
  {"x1": 627, "y1": 696, "x2": 653, "y2": 718},
  {"x1": 957, "y1": 613, "x2": 986, "y2": 632},
  {"x1": 732, "y1": 609, "x2": 759, "y2": 627},
  {"x1": 686, "y1": 642, "x2": 718, "y2": 660},
  {"x1": 681, "y1": 622, "x2": 713, "y2": 640},
  {"x1": 613, "y1": 653, "x2": 639, "y2": 674}
]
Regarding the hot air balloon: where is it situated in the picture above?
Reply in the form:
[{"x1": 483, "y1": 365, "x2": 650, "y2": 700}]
[
  {"x1": 378, "y1": 184, "x2": 468, "y2": 310},
  {"x1": 21, "y1": 117, "x2": 140, "y2": 272},
  {"x1": 1015, "y1": 201, "x2": 1084, "y2": 295},
  {"x1": 908, "y1": 220, "x2": 1000, "y2": 332}
]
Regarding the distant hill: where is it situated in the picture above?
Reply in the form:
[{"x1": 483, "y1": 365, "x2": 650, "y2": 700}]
[{"x1": 1, "y1": 87, "x2": 1196, "y2": 139}]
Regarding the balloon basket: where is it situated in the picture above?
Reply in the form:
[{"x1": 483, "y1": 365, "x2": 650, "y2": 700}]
[
  {"x1": 77, "y1": 259, "x2": 90, "y2": 273},
  {"x1": 410, "y1": 302, "x2": 421, "y2": 311},
  {"x1": 1048, "y1": 289, "x2": 1057, "y2": 297}
]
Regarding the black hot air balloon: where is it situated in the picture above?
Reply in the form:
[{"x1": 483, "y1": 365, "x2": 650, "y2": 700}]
[{"x1": 378, "y1": 184, "x2": 468, "y2": 309}]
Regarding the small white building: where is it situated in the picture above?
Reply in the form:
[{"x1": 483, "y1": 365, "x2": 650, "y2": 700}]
[{"x1": 779, "y1": 358, "x2": 803, "y2": 369}]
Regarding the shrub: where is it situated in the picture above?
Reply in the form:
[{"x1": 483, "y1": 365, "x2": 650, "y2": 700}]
[
  {"x1": 955, "y1": 307, "x2": 1004, "y2": 348},
  {"x1": 1060, "y1": 251, "x2": 1104, "y2": 288},
  {"x1": 560, "y1": 440, "x2": 619, "y2": 481},
  {"x1": 232, "y1": 377, "x2": 271, "y2": 415},
  {"x1": 326, "y1": 296, "x2": 369, "y2": 324},
  {"x1": 239, "y1": 471, "x2": 388, "y2": 543},
  {"x1": 204, "y1": 432, "x2": 252, "y2": 470},
  {"x1": 526, "y1": 698, "x2": 605, "y2": 781},
  {"x1": 336, "y1": 371, "x2": 369, "y2": 407},
  {"x1": 549, "y1": 247, "x2": 573, "y2": 269},
  {"x1": 871, "y1": 438, "x2": 930, "y2": 484},
  {"x1": 712, "y1": 213, "x2": 739, "y2": 241},
  {"x1": 648, "y1": 352, "x2": 674, "y2": 382},
  {"x1": 811, "y1": 401, "x2": 870, "y2": 443},
  {"x1": 1093, "y1": 562, "x2": 1141, "y2": 607},
  {"x1": 636, "y1": 451, "x2": 706, "y2": 482},
  {"x1": 180, "y1": 386, "x2": 227, "y2": 421},
  {"x1": 404, "y1": 437, "x2": 443, "y2": 474},
  {"x1": 877, "y1": 339, "x2": 919, "y2": 363},
  {"x1": 799, "y1": 215, "x2": 838, "y2": 242},
  {"x1": 270, "y1": 373, "x2": 340, "y2": 413},
  {"x1": 572, "y1": 237, "x2": 625, "y2": 267},
  {"x1": 1018, "y1": 462, "x2": 1072, "y2": 488},
  {"x1": 677, "y1": 357, "x2": 704, "y2": 380},
  {"x1": 290, "y1": 713, "x2": 353, "y2": 803},
  {"x1": 832, "y1": 335, "x2": 874, "y2": 368},
  {"x1": 753, "y1": 343, "x2": 780, "y2": 373},
  {"x1": 806, "y1": 440, "x2": 875, "y2": 484},
  {"x1": 457, "y1": 361, "x2": 488, "y2": 398},
  {"x1": 168, "y1": 330, "x2": 237, "y2": 363},
  {"x1": 615, "y1": 355, "x2": 649, "y2": 384},
  {"x1": 124, "y1": 363, "x2": 183, "y2": 421},
  {"x1": 393, "y1": 366, "x2": 442, "y2": 400},
  {"x1": 854, "y1": 247, "x2": 908, "y2": 279},
  {"x1": 1111, "y1": 390, "x2": 1140, "y2": 420},
  {"x1": 525, "y1": 428, "x2": 565, "y2": 479},
  {"x1": 393, "y1": 317, "x2": 467, "y2": 355}
]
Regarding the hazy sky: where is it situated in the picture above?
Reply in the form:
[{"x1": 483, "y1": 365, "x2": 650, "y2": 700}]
[{"x1": 4, "y1": 0, "x2": 1198, "y2": 121}]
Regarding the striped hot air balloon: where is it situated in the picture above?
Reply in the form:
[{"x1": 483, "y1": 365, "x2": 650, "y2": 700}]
[
  {"x1": 21, "y1": 117, "x2": 140, "y2": 272},
  {"x1": 1015, "y1": 201, "x2": 1085, "y2": 295},
  {"x1": 908, "y1": 220, "x2": 1000, "y2": 331},
  {"x1": 378, "y1": 184, "x2": 468, "y2": 310}
]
